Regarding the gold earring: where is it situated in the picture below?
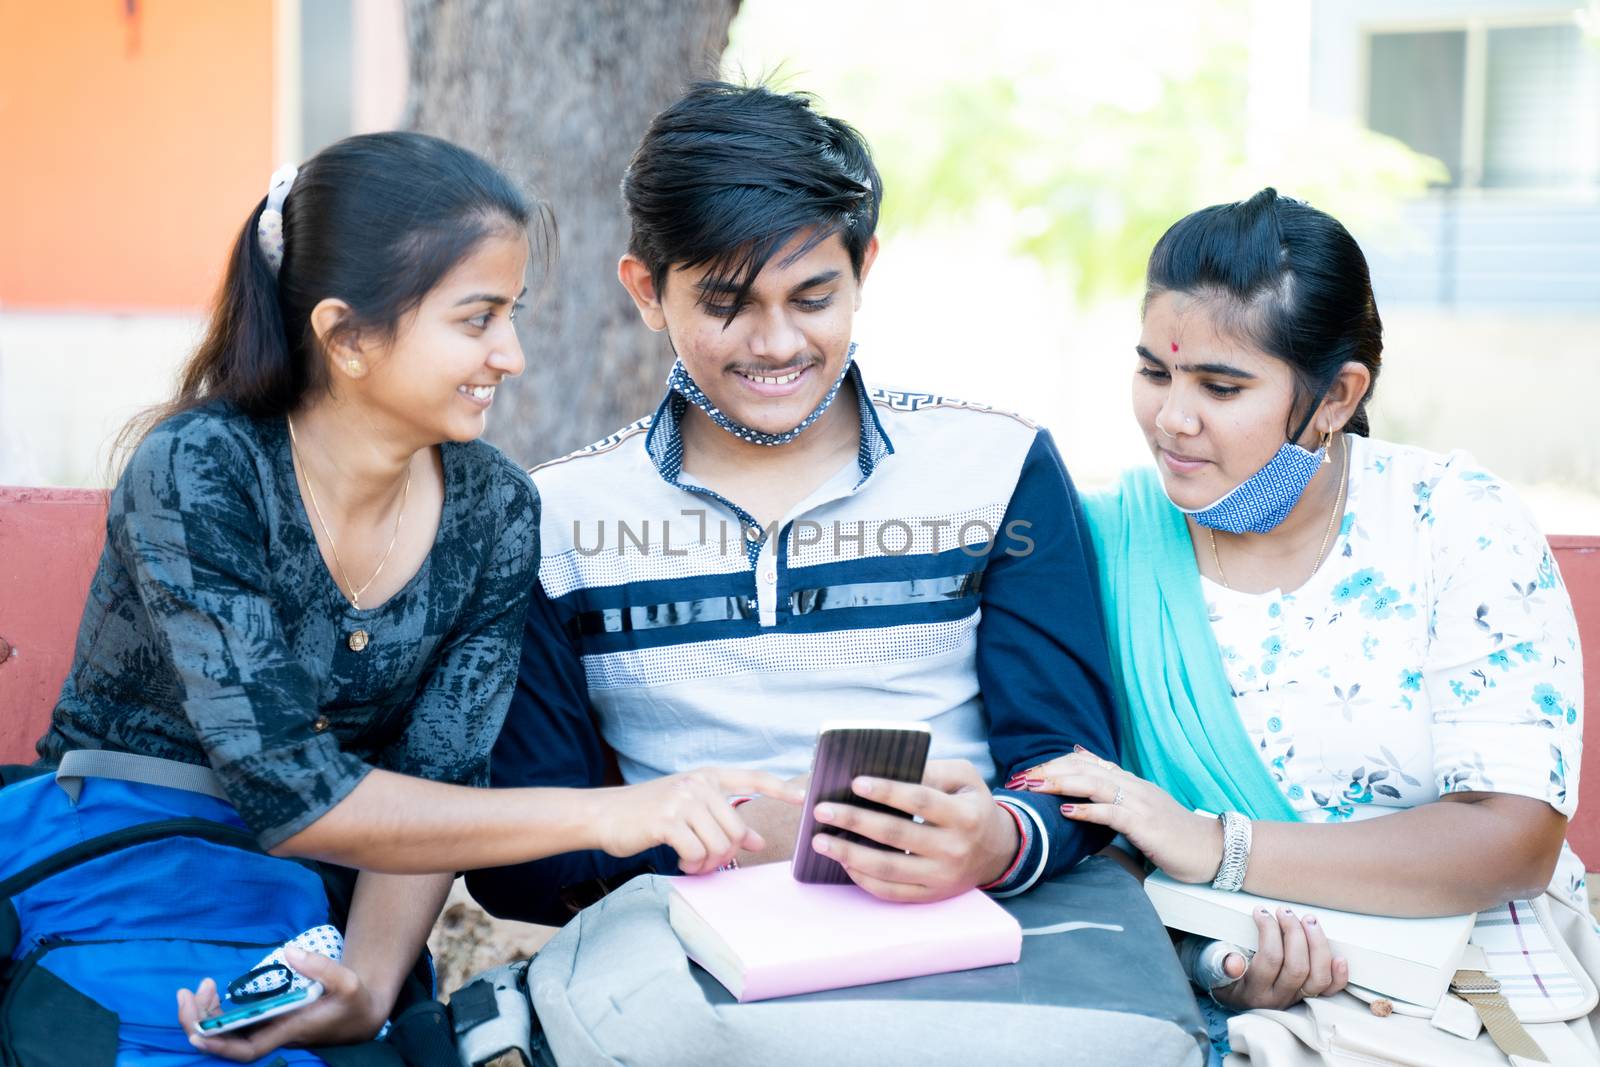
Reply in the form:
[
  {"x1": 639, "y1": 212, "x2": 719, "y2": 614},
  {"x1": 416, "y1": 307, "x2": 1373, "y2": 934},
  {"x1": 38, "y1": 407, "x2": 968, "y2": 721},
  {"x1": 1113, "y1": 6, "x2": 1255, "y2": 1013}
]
[
  {"x1": 346, "y1": 359, "x2": 362, "y2": 376},
  {"x1": 1321, "y1": 428, "x2": 1333, "y2": 464}
]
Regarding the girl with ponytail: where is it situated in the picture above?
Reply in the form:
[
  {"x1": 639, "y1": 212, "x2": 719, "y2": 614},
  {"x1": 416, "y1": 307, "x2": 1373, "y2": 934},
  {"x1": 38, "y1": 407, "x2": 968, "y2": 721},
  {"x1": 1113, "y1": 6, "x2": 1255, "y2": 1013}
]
[{"x1": 3, "y1": 132, "x2": 797, "y2": 1064}]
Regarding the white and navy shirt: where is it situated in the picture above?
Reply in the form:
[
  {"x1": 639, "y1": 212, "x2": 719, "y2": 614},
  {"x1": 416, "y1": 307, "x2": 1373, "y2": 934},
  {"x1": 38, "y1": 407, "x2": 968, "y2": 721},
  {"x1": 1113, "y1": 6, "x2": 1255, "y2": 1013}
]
[{"x1": 470, "y1": 361, "x2": 1119, "y2": 923}]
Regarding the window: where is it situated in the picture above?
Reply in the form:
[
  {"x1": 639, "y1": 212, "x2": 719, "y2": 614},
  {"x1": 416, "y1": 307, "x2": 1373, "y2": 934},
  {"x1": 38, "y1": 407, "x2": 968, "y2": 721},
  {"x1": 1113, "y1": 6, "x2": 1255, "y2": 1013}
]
[
  {"x1": 300, "y1": 0, "x2": 354, "y2": 157},
  {"x1": 1366, "y1": 18, "x2": 1600, "y2": 189},
  {"x1": 1369, "y1": 31, "x2": 1468, "y2": 184},
  {"x1": 281, "y1": 0, "x2": 405, "y2": 161}
]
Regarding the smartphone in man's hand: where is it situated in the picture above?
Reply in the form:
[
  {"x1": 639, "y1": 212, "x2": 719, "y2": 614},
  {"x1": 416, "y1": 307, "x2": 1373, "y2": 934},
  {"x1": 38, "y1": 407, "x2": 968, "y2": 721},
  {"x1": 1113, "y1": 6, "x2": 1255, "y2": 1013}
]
[{"x1": 791, "y1": 721, "x2": 932, "y2": 884}]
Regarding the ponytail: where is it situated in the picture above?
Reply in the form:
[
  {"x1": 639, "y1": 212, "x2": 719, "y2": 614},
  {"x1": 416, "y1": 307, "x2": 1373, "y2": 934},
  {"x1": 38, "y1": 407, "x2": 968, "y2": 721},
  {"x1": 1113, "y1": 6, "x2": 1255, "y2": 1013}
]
[
  {"x1": 114, "y1": 131, "x2": 534, "y2": 472},
  {"x1": 112, "y1": 198, "x2": 299, "y2": 468},
  {"x1": 177, "y1": 198, "x2": 301, "y2": 416}
]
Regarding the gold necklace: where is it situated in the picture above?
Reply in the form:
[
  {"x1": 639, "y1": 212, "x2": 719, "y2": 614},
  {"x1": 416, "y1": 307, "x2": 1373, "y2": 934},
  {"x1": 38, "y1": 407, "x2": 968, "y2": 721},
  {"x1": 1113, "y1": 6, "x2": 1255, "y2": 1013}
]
[
  {"x1": 287, "y1": 416, "x2": 411, "y2": 610},
  {"x1": 1209, "y1": 433, "x2": 1348, "y2": 591}
]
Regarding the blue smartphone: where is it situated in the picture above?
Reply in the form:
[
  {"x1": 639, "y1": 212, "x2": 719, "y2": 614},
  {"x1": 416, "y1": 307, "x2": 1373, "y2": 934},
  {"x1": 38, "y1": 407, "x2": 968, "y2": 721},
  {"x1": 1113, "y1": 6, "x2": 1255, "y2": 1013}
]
[{"x1": 195, "y1": 981, "x2": 323, "y2": 1035}]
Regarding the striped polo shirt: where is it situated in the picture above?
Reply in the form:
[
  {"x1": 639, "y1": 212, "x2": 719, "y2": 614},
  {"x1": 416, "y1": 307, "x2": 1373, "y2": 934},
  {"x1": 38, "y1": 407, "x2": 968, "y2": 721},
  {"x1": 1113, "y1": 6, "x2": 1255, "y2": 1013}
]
[{"x1": 471, "y1": 359, "x2": 1119, "y2": 924}]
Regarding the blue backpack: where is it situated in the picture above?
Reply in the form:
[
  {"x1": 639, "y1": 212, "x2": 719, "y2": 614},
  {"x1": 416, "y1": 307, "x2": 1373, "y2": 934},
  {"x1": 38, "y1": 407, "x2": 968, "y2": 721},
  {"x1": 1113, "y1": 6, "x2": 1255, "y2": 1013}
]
[{"x1": 0, "y1": 764, "x2": 455, "y2": 1067}]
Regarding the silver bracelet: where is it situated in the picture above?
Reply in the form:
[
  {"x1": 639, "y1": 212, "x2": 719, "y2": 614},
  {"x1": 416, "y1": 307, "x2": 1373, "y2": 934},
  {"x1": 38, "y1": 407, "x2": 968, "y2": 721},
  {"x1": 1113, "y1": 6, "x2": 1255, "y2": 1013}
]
[{"x1": 1211, "y1": 810, "x2": 1252, "y2": 892}]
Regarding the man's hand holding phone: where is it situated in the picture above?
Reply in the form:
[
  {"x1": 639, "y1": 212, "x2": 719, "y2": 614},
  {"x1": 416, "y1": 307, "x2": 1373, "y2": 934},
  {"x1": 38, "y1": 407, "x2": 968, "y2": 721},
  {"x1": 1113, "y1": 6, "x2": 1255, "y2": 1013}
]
[
  {"x1": 810, "y1": 759, "x2": 1021, "y2": 902},
  {"x1": 178, "y1": 945, "x2": 386, "y2": 1062}
]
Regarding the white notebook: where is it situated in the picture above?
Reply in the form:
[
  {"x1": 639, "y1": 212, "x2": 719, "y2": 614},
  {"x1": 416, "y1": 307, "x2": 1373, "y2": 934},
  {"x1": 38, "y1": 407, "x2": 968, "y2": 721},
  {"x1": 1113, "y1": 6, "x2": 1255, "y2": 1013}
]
[{"x1": 1144, "y1": 871, "x2": 1475, "y2": 1007}]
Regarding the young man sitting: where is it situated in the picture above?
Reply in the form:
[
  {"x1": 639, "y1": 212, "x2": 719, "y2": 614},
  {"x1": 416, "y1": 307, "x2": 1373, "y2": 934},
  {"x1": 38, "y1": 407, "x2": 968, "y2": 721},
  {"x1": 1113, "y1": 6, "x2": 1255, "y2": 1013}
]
[{"x1": 468, "y1": 83, "x2": 1119, "y2": 924}]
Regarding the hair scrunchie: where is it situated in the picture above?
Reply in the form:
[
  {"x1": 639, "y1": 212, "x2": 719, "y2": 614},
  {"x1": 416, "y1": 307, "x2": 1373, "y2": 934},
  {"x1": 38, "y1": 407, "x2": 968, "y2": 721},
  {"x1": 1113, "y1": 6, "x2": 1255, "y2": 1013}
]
[{"x1": 256, "y1": 163, "x2": 300, "y2": 276}]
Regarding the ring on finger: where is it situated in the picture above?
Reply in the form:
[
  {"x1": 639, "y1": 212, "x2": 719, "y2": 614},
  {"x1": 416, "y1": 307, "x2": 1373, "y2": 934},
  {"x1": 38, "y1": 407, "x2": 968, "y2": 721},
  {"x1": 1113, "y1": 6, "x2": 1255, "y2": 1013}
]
[{"x1": 1111, "y1": 786, "x2": 1125, "y2": 806}]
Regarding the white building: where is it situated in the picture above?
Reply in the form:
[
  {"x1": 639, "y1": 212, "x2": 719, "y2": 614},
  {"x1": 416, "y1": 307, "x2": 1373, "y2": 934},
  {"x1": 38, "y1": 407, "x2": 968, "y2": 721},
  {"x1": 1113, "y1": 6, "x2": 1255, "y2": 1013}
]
[{"x1": 1307, "y1": 0, "x2": 1599, "y2": 309}]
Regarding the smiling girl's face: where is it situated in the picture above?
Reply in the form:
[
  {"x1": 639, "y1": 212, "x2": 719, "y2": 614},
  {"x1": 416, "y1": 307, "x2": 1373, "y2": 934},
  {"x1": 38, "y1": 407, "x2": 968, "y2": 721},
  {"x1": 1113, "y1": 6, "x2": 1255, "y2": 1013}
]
[
  {"x1": 1132, "y1": 289, "x2": 1315, "y2": 510},
  {"x1": 352, "y1": 228, "x2": 530, "y2": 447}
]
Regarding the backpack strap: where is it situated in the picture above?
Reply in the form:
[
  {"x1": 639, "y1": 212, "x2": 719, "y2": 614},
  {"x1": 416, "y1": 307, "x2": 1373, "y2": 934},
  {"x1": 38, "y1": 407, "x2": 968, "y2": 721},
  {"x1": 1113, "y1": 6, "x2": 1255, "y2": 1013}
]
[
  {"x1": 1450, "y1": 969, "x2": 1552, "y2": 1064},
  {"x1": 54, "y1": 749, "x2": 228, "y2": 804},
  {"x1": 0, "y1": 818, "x2": 262, "y2": 900},
  {"x1": 0, "y1": 817, "x2": 352, "y2": 930},
  {"x1": 0, "y1": 819, "x2": 271, "y2": 982},
  {"x1": 0, "y1": 764, "x2": 51, "y2": 789}
]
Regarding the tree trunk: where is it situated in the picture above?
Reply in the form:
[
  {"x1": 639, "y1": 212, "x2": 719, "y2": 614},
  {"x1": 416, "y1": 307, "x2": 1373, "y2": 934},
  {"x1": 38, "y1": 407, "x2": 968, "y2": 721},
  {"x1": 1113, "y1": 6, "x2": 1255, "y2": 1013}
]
[{"x1": 404, "y1": 0, "x2": 740, "y2": 467}]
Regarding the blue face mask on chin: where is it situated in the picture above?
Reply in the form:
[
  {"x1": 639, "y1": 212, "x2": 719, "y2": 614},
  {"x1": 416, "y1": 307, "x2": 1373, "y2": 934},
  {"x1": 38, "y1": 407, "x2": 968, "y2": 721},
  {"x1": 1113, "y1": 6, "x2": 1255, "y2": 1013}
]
[{"x1": 1172, "y1": 438, "x2": 1328, "y2": 535}]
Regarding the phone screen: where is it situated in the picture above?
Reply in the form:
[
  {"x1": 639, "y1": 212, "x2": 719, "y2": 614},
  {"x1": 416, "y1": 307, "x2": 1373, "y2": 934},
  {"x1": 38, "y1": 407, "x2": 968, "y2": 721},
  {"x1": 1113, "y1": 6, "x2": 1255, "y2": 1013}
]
[
  {"x1": 196, "y1": 984, "x2": 317, "y2": 1034},
  {"x1": 791, "y1": 721, "x2": 932, "y2": 885}
]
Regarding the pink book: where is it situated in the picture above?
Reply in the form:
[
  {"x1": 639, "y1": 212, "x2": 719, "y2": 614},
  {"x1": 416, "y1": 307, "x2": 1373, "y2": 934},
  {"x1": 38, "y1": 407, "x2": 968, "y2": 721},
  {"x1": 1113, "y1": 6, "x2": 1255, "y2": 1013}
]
[{"x1": 666, "y1": 862, "x2": 1023, "y2": 1002}]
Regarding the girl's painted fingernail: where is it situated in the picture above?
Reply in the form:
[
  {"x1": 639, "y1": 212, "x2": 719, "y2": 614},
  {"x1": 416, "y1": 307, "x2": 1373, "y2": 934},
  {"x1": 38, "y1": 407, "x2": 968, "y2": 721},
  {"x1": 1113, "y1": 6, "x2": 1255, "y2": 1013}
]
[
  {"x1": 1072, "y1": 744, "x2": 1089, "y2": 753},
  {"x1": 1005, "y1": 775, "x2": 1027, "y2": 789},
  {"x1": 1305, "y1": 916, "x2": 1318, "y2": 926},
  {"x1": 1060, "y1": 803, "x2": 1076, "y2": 814},
  {"x1": 1258, "y1": 908, "x2": 1271, "y2": 917}
]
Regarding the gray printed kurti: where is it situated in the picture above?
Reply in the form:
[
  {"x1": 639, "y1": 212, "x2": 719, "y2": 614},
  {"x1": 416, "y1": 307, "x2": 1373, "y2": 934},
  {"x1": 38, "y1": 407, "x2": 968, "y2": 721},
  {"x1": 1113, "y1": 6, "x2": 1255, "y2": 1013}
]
[{"x1": 38, "y1": 403, "x2": 539, "y2": 848}]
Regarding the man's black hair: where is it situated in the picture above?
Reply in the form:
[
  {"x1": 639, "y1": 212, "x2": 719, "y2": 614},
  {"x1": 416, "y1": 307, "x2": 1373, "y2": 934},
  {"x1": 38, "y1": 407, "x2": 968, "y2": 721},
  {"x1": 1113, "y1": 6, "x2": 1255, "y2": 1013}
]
[{"x1": 622, "y1": 81, "x2": 882, "y2": 320}]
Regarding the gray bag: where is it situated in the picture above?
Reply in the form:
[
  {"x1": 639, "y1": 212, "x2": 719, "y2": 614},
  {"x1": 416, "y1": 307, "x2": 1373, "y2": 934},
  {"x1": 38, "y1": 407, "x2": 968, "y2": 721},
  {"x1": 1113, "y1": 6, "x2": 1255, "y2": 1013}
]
[{"x1": 466, "y1": 857, "x2": 1206, "y2": 1067}]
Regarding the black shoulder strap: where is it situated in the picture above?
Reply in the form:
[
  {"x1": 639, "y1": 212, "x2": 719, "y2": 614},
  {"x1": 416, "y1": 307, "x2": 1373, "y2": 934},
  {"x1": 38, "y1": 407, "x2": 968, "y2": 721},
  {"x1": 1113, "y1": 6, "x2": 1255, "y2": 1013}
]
[
  {"x1": 0, "y1": 819, "x2": 268, "y2": 974},
  {"x1": 0, "y1": 764, "x2": 52, "y2": 789},
  {"x1": 0, "y1": 818, "x2": 263, "y2": 900}
]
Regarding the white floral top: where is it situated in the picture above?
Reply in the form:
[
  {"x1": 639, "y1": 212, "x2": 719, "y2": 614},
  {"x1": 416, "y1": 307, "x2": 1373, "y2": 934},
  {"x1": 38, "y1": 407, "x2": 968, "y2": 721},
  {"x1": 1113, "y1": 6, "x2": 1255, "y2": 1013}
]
[{"x1": 1204, "y1": 436, "x2": 1587, "y2": 909}]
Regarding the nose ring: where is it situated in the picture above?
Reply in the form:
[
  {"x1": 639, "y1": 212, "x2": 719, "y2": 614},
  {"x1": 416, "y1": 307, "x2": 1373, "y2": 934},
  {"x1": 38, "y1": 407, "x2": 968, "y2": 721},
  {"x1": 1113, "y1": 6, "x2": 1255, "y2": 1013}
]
[{"x1": 1161, "y1": 412, "x2": 1195, "y2": 438}]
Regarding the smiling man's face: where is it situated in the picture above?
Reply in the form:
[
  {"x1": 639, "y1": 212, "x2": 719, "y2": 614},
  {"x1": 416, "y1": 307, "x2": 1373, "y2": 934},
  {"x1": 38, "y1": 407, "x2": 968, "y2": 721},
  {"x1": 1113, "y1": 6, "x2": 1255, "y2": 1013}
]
[{"x1": 624, "y1": 229, "x2": 877, "y2": 438}]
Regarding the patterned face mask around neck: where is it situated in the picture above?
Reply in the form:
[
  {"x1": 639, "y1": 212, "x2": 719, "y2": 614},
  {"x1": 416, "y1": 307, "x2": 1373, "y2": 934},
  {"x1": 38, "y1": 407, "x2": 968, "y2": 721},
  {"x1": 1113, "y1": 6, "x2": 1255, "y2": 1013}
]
[
  {"x1": 666, "y1": 342, "x2": 857, "y2": 447},
  {"x1": 1170, "y1": 437, "x2": 1327, "y2": 534}
]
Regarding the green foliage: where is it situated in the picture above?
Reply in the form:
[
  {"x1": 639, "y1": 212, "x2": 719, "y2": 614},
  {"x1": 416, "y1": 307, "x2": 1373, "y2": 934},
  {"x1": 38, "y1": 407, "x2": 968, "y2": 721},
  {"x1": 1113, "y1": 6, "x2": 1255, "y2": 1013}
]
[{"x1": 727, "y1": 0, "x2": 1446, "y2": 304}]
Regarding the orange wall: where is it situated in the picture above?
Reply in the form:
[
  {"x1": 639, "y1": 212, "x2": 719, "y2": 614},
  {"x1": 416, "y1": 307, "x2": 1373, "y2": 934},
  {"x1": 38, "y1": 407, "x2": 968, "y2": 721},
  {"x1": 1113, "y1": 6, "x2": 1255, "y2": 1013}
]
[{"x1": 0, "y1": 0, "x2": 276, "y2": 312}]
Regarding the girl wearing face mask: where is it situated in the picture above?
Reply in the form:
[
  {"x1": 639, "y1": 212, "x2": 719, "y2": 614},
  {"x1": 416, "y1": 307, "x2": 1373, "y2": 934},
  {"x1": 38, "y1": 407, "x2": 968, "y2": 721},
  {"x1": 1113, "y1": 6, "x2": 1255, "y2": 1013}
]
[{"x1": 1009, "y1": 190, "x2": 1589, "y2": 1059}]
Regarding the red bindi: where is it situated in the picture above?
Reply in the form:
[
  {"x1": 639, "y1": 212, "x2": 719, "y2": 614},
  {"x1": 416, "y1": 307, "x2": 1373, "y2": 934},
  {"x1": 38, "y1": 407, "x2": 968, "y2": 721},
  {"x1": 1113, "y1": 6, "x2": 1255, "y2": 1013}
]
[{"x1": 1171, "y1": 341, "x2": 1179, "y2": 353}]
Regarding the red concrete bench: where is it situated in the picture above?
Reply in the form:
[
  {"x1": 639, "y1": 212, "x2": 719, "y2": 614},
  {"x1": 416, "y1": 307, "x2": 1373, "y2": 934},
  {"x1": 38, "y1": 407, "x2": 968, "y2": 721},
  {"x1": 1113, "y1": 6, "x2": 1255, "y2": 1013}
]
[
  {"x1": 1, "y1": 487, "x2": 109, "y2": 763},
  {"x1": 1555, "y1": 536, "x2": 1600, "y2": 861},
  {"x1": 5, "y1": 486, "x2": 1599, "y2": 862}
]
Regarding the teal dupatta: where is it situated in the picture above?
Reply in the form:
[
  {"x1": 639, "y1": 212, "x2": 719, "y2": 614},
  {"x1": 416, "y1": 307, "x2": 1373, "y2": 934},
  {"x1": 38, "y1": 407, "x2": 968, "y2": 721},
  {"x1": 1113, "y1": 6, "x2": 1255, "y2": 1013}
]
[{"x1": 1083, "y1": 467, "x2": 1301, "y2": 823}]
